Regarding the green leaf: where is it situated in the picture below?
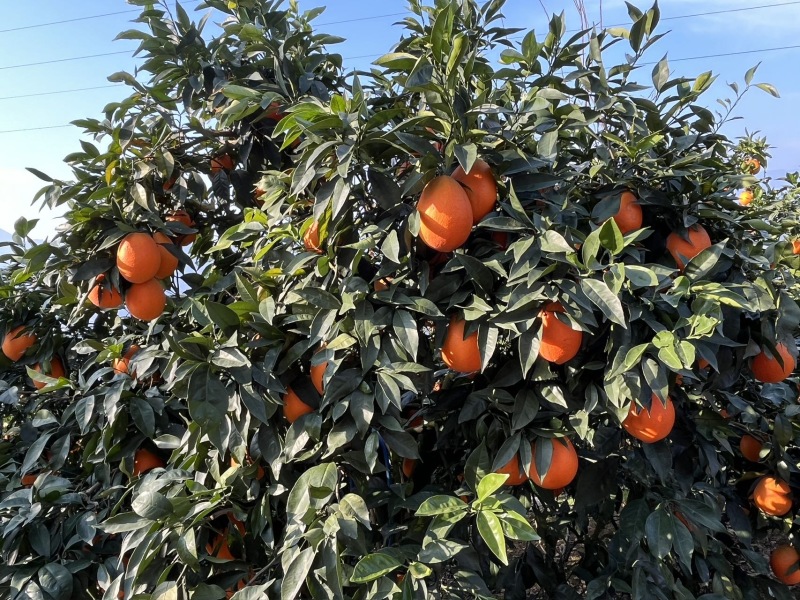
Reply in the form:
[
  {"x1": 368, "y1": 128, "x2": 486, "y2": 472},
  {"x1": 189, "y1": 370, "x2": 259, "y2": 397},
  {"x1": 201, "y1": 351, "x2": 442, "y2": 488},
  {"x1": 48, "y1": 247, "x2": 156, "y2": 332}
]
[
  {"x1": 599, "y1": 218, "x2": 624, "y2": 254},
  {"x1": 454, "y1": 143, "x2": 478, "y2": 175},
  {"x1": 38, "y1": 564, "x2": 73, "y2": 600},
  {"x1": 205, "y1": 302, "x2": 240, "y2": 338},
  {"x1": 645, "y1": 507, "x2": 674, "y2": 559},
  {"x1": 651, "y1": 55, "x2": 669, "y2": 92},
  {"x1": 755, "y1": 82, "x2": 780, "y2": 97},
  {"x1": 500, "y1": 511, "x2": 540, "y2": 541},
  {"x1": 132, "y1": 491, "x2": 173, "y2": 520},
  {"x1": 416, "y1": 495, "x2": 468, "y2": 517},
  {"x1": 281, "y1": 547, "x2": 315, "y2": 600},
  {"x1": 476, "y1": 473, "x2": 507, "y2": 502},
  {"x1": 476, "y1": 511, "x2": 508, "y2": 565},
  {"x1": 581, "y1": 278, "x2": 626, "y2": 326},
  {"x1": 351, "y1": 551, "x2": 404, "y2": 583}
]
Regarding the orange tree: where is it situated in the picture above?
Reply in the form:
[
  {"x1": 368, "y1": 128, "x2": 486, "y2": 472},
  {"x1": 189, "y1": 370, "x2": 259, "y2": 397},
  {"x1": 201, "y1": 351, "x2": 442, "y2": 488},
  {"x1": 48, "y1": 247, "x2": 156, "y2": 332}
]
[{"x1": 2, "y1": 1, "x2": 800, "y2": 598}]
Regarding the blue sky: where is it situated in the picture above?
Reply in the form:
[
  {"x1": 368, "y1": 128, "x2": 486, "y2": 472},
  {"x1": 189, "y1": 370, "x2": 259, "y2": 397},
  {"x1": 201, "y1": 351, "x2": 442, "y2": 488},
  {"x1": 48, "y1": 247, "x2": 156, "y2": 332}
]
[{"x1": 0, "y1": 0, "x2": 798, "y2": 237}]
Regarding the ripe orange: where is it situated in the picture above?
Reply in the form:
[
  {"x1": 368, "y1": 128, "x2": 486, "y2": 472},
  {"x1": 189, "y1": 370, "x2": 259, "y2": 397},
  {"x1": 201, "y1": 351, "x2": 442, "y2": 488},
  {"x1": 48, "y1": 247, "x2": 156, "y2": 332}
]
[
  {"x1": 491, "y1": 231, "x2": 509, "y2": 249},
  {"x1": 698, "y1": 358, "x2": 710, "y2": 370},
  {"x1": 152, "y1": 232, "x2": 178, "y2": 279},
  {"x1": 226, "y1": 578, "x2": 247, "y2": 600},
  {"x1": 33, "y1": 357, "x2": 65, "y2": 390},
  {"x1": 538, "y1": 302, "x2": 582, "y2": 365},
  {"x1": 739, "y1": 189, "x2": 753, "y2": 206},
  {"x1": 451, "y1": 159, "x2": 498, "y2": 224},
  {"x1": 666, "y1": 224, "x2": 712, "y2": 271},
  {"x1": 740, "y1": 434, "x2": 763, "y2": 462},
  {"x1": 264, "y1": 101, "x2": 286, "y2": 121},
  {"x1": 283, "y1": 387, "x2": 314, "y2": 423},
  {"x1": 116, "y1": 232, "x2": 162, "y2": 283},
  {"x1": 374, "y1": 277, "x2": 393, "y2": 292},
  {"x1": 210, "y1": 154, "x2": 234, "y2": 173},
  {"x1": 113, "y1": 345, "x2": 141, "y2": 375},
  {"x1": 207, "y1": 532, "x2": 236, "y2": 560},
  {"x1": 752, "y1": 342, "x2": 796, "y2": 383},
  {"x1": 771, "y1": 545, "x2": 800, "y2": 585},
  {"x1": 125, "y1": 279, "x2": 166, "y2": 321},
  {"x1": 792, "y1": 240, "x2": 800, "y2": 255},
  {"x1": 303, "y1": 221, "x2": 323, "y2": 254},
  {"x1": 417, "y1": 175, "x2": 473, "y2": 252},
  {"x1": 441, "y1": 316, "x2": 482, "y2": 373},
  {"x1": 401, "y1": 457, "x2": 417, "y2": 479},
  {"x1": 496, "y1": 454, "x2": 528, "y2": 486},
  {"x1": 133, "y1": 448, "x2": 164, "y2": 476},
  {"x1": 2, "y1": 325, "x2": 37, "y2": 362},
  {"x1": 310, "y1": 349, "x2": 327, "y2": 395},
  {"x1": 166, "y1": 211, "x2": 196, "y2": 246},
  {"x1": 622, "y1": 395, "x2": 676, "y2": 443},
  {"x1": 88, "y1": 274, "x2": 123, "y2": 309},
  {"x1": 529, "y1": 438, "x2": 579, "y2": 490},
  {"x1": 753, "y1": 476, "x2": 793, "y2": 517},
  {"x1": 612, "y1": 191, "x2": 643, "y2": 234},
  {"x1": 744, "y1": 157, "x2": 761, "y2": 175},
  {"x1": 21, "y1": 473, "x2": 38, "y2": 487}
]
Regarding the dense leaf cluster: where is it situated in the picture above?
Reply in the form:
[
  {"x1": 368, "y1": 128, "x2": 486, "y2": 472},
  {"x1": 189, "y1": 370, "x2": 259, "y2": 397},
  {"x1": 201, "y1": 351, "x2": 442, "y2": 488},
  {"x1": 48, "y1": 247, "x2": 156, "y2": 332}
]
[{"x1": 1, "y1": 1, "x2": 800, "y2": 599}]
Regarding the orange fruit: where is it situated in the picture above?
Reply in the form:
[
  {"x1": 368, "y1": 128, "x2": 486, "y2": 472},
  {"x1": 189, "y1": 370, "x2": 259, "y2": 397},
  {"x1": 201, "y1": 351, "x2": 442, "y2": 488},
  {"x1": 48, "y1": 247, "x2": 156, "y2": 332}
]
[
  {"x1": 374, "y1": 277, "x2": 393, "y2": 292},
  {"x1": 417, "y1": 175, "x2": 473, "y2": 252},
  {"x1": 538, "y1": 302, "x2": 582, "y2": 365},
  {"x1": 226, "y1": 578, "x2": 247, "y2": 600},
  {"x1": 152, "y1": 232, "x2": 178, "y2": 279},
  {"x1": 491, "y1": 231, "x2": 509, "y2": 249},
  {"x1": 113, "y1": 345, "x2": 141, "y2": 375},
  {"x1": 210, "y1": 154, "x2": 234, "y2": 173},
  {"x1": 116, "y1": 233, "x2": 162, "y2": 284},
  {"x1": 739, "y1": 189, "x2": 753, "y2": 206},
  {"x1": 622, "y1": 395, "x2": 676, "y2": 443},
  {"x1": 283, "y1": 388, "x2": 314, "y2": 423},
  {"x1": 612, "y1": 191, "x2": 643, "y2": 234},
  {"x1": 793, "y1": 240, "x2": 800, "y2": 255},
  {"x1": 496, "y1": 454, "x2": 528, "y2": 486},
  {"x1": 2, "y1": 325, "x2": 37, "y2": 362},
  {"x1": 166, "y1": 210, "x2": 196, "y2": 246},
  {"x1": 264, "y1": 101, "x2": 286, "y2": 121},
  {"x1": 303, "y1": 221, "x2": 323, "y2": 254},
  {"x1": 125, "y1": 279, "x2": 166, "y2": 321},
  {"x1": 33, "y1": 357, "x2": 65, "y2": 390},
  {"x1": 401, "y1": 458, "x2": 417, "y2": 479},
  {"x1": 744, "y1": 157, "x2": 761, "y2": 175},
  {"x1": 771, "y1": 545, "x2": 800, "y2": 585},
  {"x1": 310, "y1": 350, "x2": 327, "y2": 395},
  {"x1": 753, "y1": 476, "x2": 793, "y2": 517},
  {"x1": 21, "y1": 473, "x2": 38, "y2": 487},
  {"x1": 752, "y1": 342, "x2": 796, "y2": 383},
  {"x1": 740, "y1": 434, "x2": 763, "y2": 462},
  {"x1": 451, "y1": 159, "x2": 498, "y2": 224},
  {"x1": 88, "y1": 274, "x2": 123, "y2": 309},
  {"x1": 133, "y1": 448, "x2": 164, "y2": 476},
  {"x1": 529, "y1": 438, "x2": 579, "y2": 490},
  {"x1": 207, "y1": 533, "x2": 236, "y2": 560},
  {"x1": 441, "y1": 316, "x2": 481, "y2": 373},
  {"x1": 698, "y1": 358, "x2": 710, "y2": 370},
  {"x1": 666, "y1": 224, "x2": 712, "y2": 271}
]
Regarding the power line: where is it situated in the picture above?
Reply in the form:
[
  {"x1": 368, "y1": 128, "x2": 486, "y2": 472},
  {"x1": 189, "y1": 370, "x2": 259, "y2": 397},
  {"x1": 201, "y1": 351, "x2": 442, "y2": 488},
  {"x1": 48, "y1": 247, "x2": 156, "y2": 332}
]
[
  {"x1": 0, "y1": 85, "x2": 120, "y2": 101},
  {"x1": 0, "y1": 51, "x2": 130, "y2": 71},
  {"x1": 641, "y1": 44, "x2": 800, "y2": 66},
  {"x1": 660, "y1": 1, "x2": 800, "y2": 22},
  {"x1": 0, "y1": 125, "x2": 73, "y2": 135},
  {"x1": 0, "y1": 1, "x2": 203, "y2": 34},
  {"x1": 0, "y1": 5, "x2": 405, "y2": 35}
]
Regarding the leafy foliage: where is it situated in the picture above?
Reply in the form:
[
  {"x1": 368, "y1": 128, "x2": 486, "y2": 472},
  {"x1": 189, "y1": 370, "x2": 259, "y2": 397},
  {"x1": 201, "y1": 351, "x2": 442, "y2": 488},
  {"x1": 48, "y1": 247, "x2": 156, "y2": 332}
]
[{"x1": 1, "y1": 1, "x2": 799, "y2": 599}]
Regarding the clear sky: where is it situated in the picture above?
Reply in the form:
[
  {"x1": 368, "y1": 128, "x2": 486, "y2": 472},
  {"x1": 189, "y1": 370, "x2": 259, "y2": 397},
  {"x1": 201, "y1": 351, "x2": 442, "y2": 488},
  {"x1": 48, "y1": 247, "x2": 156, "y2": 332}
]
[{"x1": 1, "y1": 0, "x2": 798, "y2": 238}]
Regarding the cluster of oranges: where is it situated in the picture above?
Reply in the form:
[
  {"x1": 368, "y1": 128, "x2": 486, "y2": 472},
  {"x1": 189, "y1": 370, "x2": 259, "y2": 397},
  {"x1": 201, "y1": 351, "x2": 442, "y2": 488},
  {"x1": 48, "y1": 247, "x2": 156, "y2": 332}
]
[
  {"x1": 1, "y1": 326, "x2": 65, "y2": 388},
  {"x1": 88, "y1": 211, "x2": 195, "y2": 321}
]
